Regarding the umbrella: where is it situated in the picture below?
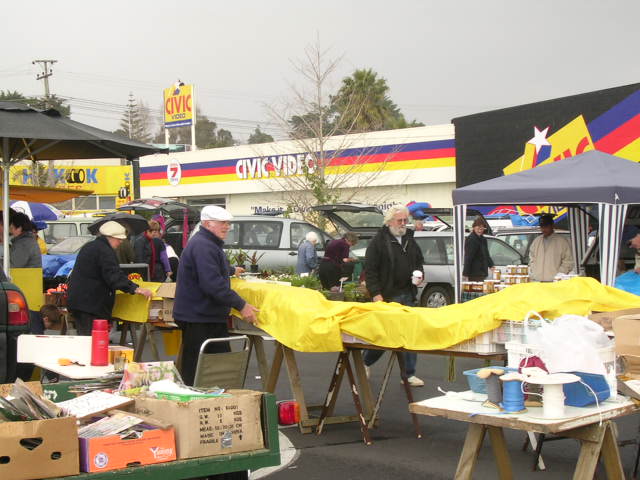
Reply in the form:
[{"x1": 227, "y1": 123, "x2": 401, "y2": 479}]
[
  {"x1": 10, "y1": 201, "x2": 63, "y2": 221},
  {"x1": 0, "y1": 101, "x2": 165, "y2": 276},
  {"x1": 87, "y1": 212, "x2": 150, "y2": 236}
]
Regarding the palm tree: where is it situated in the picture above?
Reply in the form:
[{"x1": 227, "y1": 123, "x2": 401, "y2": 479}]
[{"x1": 331, "y1": 69, "x2": 419, "y2": 134}]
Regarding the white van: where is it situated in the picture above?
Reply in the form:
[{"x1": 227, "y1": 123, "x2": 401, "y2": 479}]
[{"x1": 38, "y1": 219, "x2": 94, "y2": 248}]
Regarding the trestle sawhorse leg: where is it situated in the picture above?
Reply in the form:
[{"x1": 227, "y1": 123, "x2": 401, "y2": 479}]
[{"x1": 453, "y1": 420, "x2": 624, "y2": 480}]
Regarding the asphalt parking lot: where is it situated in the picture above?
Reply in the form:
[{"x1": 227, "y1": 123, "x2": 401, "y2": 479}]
[{"x1": 240, "y1": 341, "x2": 640, "y2": 480}]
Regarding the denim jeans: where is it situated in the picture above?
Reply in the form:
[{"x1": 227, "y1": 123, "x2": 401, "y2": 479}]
[{"x1": 363, "y1": 291, "x2": 417, "y2": 377}]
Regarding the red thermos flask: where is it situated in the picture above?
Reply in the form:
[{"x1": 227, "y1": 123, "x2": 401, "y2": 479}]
[{"x1": 91, "y1": 319, "x2": 109, "y2": 366}]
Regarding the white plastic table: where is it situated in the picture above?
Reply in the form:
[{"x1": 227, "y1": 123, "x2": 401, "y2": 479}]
[{"x1": 34, "y1": 362, "x2": 114, "y2": 380}]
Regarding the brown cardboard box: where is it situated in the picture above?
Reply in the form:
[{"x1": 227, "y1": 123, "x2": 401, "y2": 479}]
[
  {"x1": 612, "y1": 314, "x2": 640, "y2": 399},
  {"x1": 0, "y1": 416, "x2": 79, "y2": 480},
  {"x1": 590, "y1": 308, "x2": 640, "y2": 331},
  {"x1": 132, "y1": 389, "x2": 263, "y2": 459},
  {"x1": 155, "y1": 283, "x2": 176, "y2": 322}
]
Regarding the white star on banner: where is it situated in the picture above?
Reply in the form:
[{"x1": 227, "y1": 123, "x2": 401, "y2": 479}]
[{"x1": 527, "y1": 126, "x2": 551, "y2": 154}]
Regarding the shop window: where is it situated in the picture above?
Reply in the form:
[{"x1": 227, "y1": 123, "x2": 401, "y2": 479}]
[
  {"x1": 74, "y1": 195, "x2": 98, "y2": 211},
  {"x1": 99, "y1": 196, "x2": 116, "y2": 210}
]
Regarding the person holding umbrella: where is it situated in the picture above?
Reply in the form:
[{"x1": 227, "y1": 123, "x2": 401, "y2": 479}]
[{"x1": 67, "y1": 220, "x2": 153, "y2": 335}]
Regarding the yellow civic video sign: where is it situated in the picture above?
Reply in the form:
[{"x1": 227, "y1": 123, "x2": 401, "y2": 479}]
[{"x1": 163, "y1": 84, "x2": 194, "y2": 128}]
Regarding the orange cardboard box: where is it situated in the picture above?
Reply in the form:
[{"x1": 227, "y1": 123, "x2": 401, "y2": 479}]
[{"x1": 80, "y1": 418, "x2": 176, "y2": 472}]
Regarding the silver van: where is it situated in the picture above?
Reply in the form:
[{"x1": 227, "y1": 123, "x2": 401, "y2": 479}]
[{"x1": 192, "y1": 216, "x2": 333, "y2": 270}]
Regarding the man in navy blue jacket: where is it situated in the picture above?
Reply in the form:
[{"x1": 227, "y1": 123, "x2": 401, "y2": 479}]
[{"x1": 174, "y1": 206, "x2": 258, "y2": 386}]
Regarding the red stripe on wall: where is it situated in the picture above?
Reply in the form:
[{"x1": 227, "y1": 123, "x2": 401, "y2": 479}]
[
  {"x1": 594, "y1": 113, "x2": 640, "y2": 154},
  {"x1": 140, "y1": 148, "x2": 456, "y2": 180}
]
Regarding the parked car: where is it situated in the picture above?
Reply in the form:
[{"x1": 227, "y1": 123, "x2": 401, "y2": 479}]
[
  {"x1": 117, "y1": 198, "x2": 201, "y2": 256},
  {"x1": 0, "y1": 282, "x2": 31, "y2": 382},
  {"x1": 191, "y1": 216, "x2": 333, "y2": 270},
  {"x1": 413, "y1": 231, "x2": 524, "y2": 307},
  {"x1": 311, "y1": 203, "x2": 523, "y2": 307}
]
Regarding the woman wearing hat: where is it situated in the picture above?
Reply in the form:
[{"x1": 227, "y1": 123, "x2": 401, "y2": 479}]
[{"x1": 67, "y1": 220, "x2": 153, "y2": 335}]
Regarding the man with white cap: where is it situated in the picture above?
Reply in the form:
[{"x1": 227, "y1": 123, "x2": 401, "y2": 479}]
[
  {"x1": 174, "y1": 205, "x2": 259, "y2": 386},
  {"x1": 68, "y1": 221, "x2": 153, "y2": 335}
]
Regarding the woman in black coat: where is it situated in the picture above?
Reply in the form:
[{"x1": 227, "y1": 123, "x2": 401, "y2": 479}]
[{"x1": 463, "y1": 217, "x2": 494, "y2": 281}]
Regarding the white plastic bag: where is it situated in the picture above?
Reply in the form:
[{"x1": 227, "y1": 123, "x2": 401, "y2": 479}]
[{"x1": 528, "y1": 314, "x2": 613, "y2": 375}]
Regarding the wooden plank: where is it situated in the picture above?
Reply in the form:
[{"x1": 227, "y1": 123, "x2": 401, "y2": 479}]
[
  {"x1": 316, "y1": 352, "x2": 348, "y2": 435},
  {"x1": 455, "y1": 424, "x2": 486, "y2": 480},
  {"x1": 600, "y1": 421, "x2": 625, "y2": 480},
  {"x1": 343, "y1": 353, "x2": 372, "y2": 445},
  {"x1": 409, "y1": 400, "x2": 638, "y2": 435},
  {"x1": 396, "y1": 352, "x2": 422, "y2": 439},
  {"x1": 487, "y1": 426, "x2": 513, "y2": 480},
  {"x1": 572, "y1": 423, "x2": 606, "y2": 480},
  {"x1": 282, "y1": 345, "x2": 312, "y2": 434},
  {"x1": 265, "y1": 342, "x2": 284, "y2": 393},
  {"x1": 251, "y1": 335, "x2": 270, "y2": 391},
  {"x1": 351, "y1": 349, "x2": 374, "y2": 417}
]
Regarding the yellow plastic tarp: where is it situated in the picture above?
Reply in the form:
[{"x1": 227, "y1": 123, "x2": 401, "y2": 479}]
[
  {"x1": 112, "y1": 281, "x2": 162, "y2": 323},
  {"x1": 231, "y1": 277, "x2": 640, "y2": 353},
  {"x1": 10, "y1": 268, "x2": 44, "y2": 310}
]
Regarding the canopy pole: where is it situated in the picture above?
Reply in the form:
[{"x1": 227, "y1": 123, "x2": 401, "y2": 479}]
[{"x1": 2, "y1": 138, "x2": 10, "y2": 280}]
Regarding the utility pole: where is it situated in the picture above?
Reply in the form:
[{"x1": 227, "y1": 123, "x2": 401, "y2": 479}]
[
  {"x1": 32, "y1": 59, "x2": 57, "y2": 107},
  {"x1": 33, "y1": 59, "x2": 58, "y2": 186}
]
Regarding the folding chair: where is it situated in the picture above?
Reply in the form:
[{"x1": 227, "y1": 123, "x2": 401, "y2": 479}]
[{"x1": 193, "y1": 336, "x2": 250, "y2": 390}]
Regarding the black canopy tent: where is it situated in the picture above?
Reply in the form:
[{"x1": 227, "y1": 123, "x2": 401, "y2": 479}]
[
  {"x1": 0, "y1": 102, "x2": 165, "y2": 276},
  {"x1": 452, "y1": 150, "x2": 640, "y2": 300}
]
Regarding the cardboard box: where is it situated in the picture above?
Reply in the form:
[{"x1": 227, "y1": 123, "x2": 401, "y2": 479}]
[
  {"x1": 589, "y1": 308, "x2": 640, "y2": 331},
  {"x1": 154, "y1": 283, "x2": 175, "y2": 323},
  {"x1": 0, "y1": 381, "x2": 42, "y2": 398},
  {"x1": 79, "y1": 414, "x2": 176, "y2": 472},
  {"x1": 0, "y1": 416, "x2": 79, "y2": 480},
  {"x1": 132, "y1": 390, "x2": 264, "y2": 459},
  {"x1": 612, "y1": 314, "x2": 640, "y2": 400}
]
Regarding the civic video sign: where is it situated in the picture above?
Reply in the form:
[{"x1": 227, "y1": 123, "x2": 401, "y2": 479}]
[{"x1": 164, "y1": 84, "x2": 194, "y2": 128}]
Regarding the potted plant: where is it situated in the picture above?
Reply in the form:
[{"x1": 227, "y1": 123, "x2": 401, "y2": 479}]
[
  {"x1": 229, "y1": 249, "x2": 248, "y2": 269},
  {"x1": 248, "y1": 251, "x2": 266, "y2": 273}
]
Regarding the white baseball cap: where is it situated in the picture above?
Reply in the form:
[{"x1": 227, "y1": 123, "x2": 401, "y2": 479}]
[
  {"x1": 99, "y1": 221, "x2": 127, "y2": 239},
  {"x1": 201, "y1": 205, "x2": 233, "y2": 222}
]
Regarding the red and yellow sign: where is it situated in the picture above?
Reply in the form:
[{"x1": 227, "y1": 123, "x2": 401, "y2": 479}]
[{"x1": 163, "y1": 84, "x2": 194, "y2": 128}]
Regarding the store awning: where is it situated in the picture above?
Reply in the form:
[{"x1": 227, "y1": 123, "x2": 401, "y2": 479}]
[{"x1": 3, "y1": 185, "x2": 94, "y2": 203}]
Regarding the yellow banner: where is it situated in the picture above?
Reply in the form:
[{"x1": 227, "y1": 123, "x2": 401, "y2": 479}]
[
  {"x1": 164, "y1": 84, "x2": 194, "y2": 128},
  {"x1": 504, "y1": 115, "x2": 595, "y2": 175},
  {"x1": 10, "y1": 165, "x2": 133, "y2": 197}
]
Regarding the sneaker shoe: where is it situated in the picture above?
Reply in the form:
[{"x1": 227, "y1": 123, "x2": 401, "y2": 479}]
[
  {"x1": 364, "y1": 366, "x2": 370, "y2": 379},
  {"x1": 402, "y1": 375, "x2": 425, "y2": 387}
]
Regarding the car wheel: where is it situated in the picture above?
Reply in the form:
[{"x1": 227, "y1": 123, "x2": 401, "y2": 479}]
[{"x1": 421, "y1": 286, "x2": 452, "y2": 308}]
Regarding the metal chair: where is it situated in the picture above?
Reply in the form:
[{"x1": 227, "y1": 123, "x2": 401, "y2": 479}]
[{"x1": 193, "y1": 336, "x2": 250, "y2": 390}]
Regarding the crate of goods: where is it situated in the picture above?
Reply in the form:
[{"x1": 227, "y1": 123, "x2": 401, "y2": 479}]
[
  {"x1": 505, "y1": 341, "x2": 617, "y2": 397},
  {"x1": 448, "y1": 331, "x2": 505, "y2": 354},
  {"x1": 492, "y1": 312, "x2": 549, "y2": 344}
]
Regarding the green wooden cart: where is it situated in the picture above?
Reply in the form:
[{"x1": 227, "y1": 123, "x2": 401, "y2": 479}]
[{"x1": 45, "y1": 385, "x2": 281, "y2": 480}]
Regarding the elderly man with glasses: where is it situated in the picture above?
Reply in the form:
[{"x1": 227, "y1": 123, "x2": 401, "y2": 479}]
[
  {"x1": 173, "y1": 206, "x2": 258, "y2": 386},
  {"x1": 363, "y1": 205, "x2": 425, "y2": 387}
]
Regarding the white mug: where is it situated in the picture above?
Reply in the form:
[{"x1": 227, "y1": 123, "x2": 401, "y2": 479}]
[{"x1": 411, "y1": 270, "x2": 423, "y2": 286}]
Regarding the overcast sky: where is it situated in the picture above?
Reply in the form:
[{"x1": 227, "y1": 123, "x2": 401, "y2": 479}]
[{"x1": 3, "y1": 0, "x2": 640, "y2": 143}]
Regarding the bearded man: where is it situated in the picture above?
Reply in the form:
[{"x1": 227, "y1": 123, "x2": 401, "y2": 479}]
[{"x1": 362, "y1": 205, "x2": 425, "y2": 387}]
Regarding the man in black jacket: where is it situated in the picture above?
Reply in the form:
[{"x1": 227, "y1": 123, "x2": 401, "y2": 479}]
[
  {"x1": 68, "y1": 221, "x2": 153, "y2": 335},
  {"x1": 363, "y1": 206, "x2": 425, "y2": 387},
  {"x1": 173, "y1": 206, "x2": 258, "y2": 386}
]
